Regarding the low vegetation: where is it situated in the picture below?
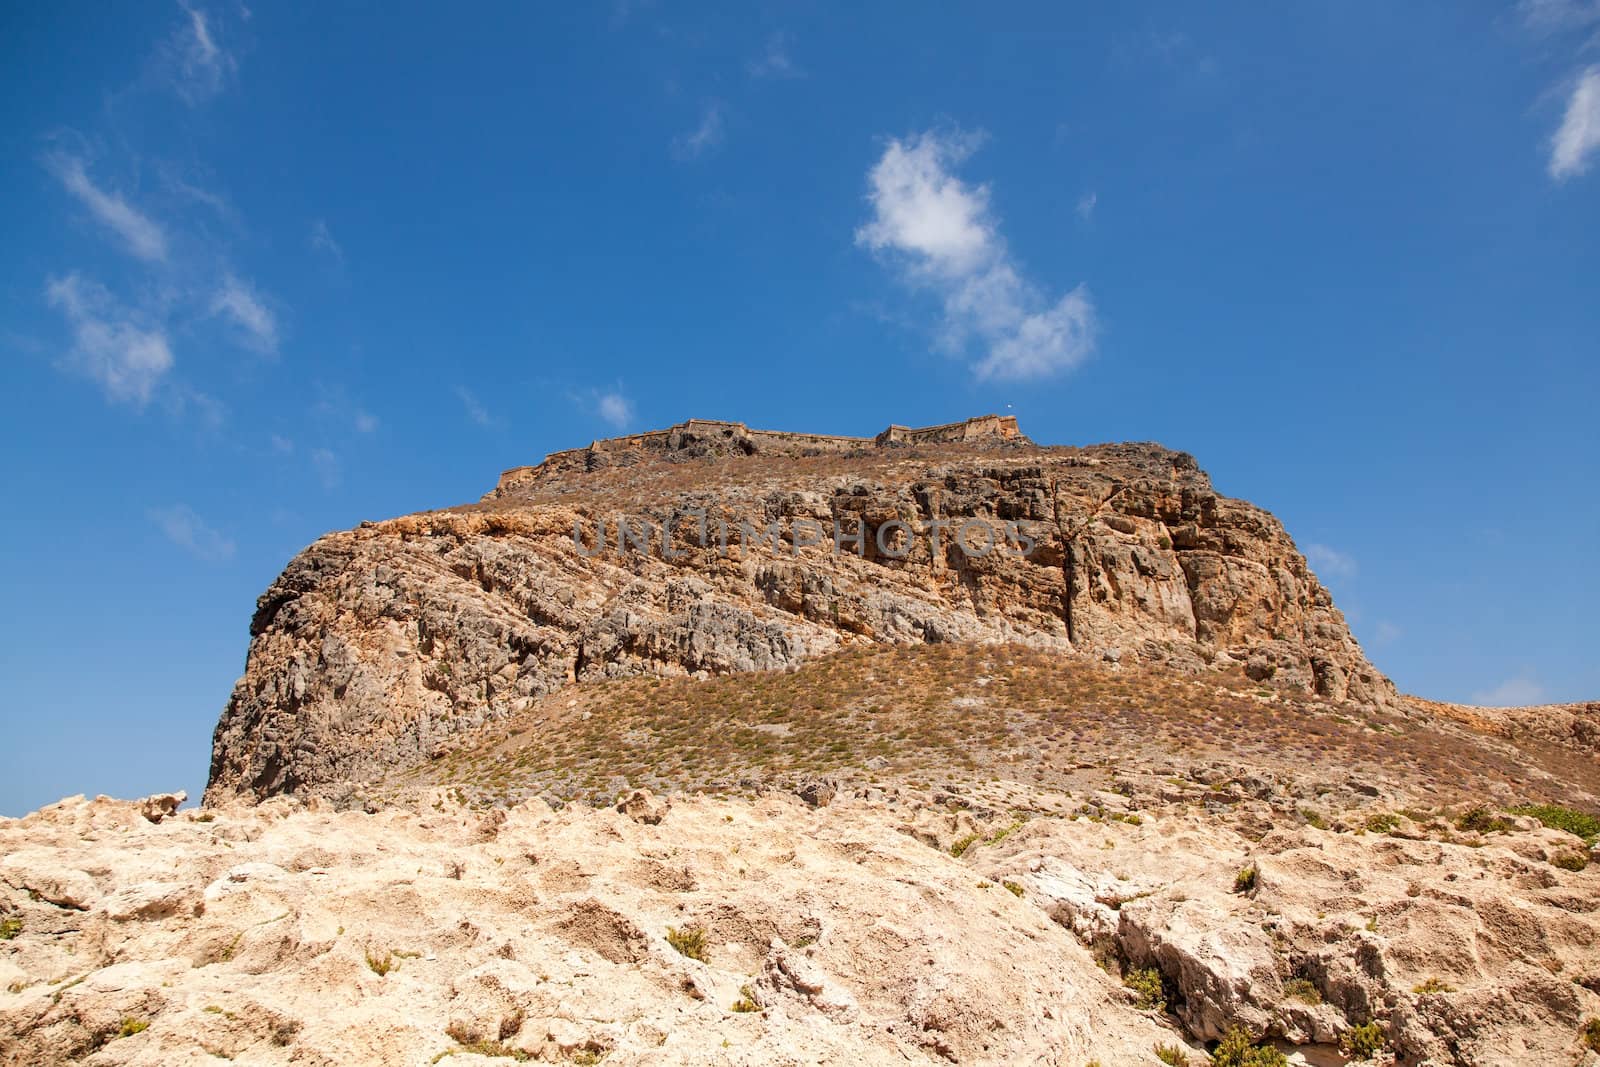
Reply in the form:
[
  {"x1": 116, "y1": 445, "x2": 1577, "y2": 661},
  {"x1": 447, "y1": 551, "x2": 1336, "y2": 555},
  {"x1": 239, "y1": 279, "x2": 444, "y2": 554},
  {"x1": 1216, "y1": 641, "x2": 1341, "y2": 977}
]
[
  {"x1": 1210, "y1": 1025, "x2": 1288, "y2": 1067},
  {"x1": 1282, "y1": 977, "x2": 1320, "y2": 1004},
  {"x1": 1233, "y1": 866, "x2": 1257, "y2": 893},
  {"x1": 1511, "y1": 804, "x2": 1600, "y2": 844},
  {"x1": 1339, "y1": 1020, "x2": 1386, "y2": 1060},
  {"x1": 1123, "y1": 967, "x2": 1166, "y2": 1012},
  {"x1": 1412, "y1": 977, "x2": 1454, "y2": 994},
  {"x1": 1153, "y1": 1042, "x2": 1189, "y2": 1065},
  {"x1": 364, "y1": 949, "x2": 396, "y2": 977},
  {"x1": 665, "y1": 925, "x2": 708, "y2": 962},
  {"x1": 116, "y1": 1018, "x2": 150, "y2": 1039},
  {"x1": 0, "y1": 917, "x2": 20, "y2": 940}
]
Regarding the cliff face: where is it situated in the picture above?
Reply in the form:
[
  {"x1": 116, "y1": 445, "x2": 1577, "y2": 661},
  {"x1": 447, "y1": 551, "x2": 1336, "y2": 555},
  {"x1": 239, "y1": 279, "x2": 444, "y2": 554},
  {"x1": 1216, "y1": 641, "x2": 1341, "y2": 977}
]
[{"x1": 205, "y1": 418, "x2": 1393, "y2": 803}]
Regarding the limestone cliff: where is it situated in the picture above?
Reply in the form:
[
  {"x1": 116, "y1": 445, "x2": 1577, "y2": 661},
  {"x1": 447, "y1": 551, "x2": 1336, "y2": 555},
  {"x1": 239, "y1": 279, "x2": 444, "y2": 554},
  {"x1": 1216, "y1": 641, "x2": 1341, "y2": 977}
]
[{"x1": 205, "y1": 417, "x2": 1393, "y2": 803}]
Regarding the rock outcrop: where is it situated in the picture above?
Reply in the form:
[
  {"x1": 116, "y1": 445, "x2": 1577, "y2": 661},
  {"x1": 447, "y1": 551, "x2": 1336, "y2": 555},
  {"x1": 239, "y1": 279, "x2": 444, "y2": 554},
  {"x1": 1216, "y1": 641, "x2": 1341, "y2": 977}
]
[{"x1": 206, "y1": 417, "x2": 1394, "y2": 804}]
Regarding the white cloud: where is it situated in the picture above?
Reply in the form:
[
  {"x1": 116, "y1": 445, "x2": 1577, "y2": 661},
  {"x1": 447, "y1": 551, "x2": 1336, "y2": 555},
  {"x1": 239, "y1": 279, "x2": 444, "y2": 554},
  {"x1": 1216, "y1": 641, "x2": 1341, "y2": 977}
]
[
  {"x1": 211, "y1": 274, "x2": 279, "y2": 353},
  {"x1": 46, "y1": 273, "x2": 174, "y2": 406},
  {"x1": 353, "y1": 410, "x2": 378, "y2": 434},
  {"x1": 856, "y1": 131, "x2": 1098, "y2": 381},
  {"x1": 148, "y1": 504, "x2": 235, "y2": 562},
  {"x1": 1471, "y1": 676, "x2": 1547, "y2": 707},
  {"x1": 169, "y1": 1, "x2": 234, "y2": 103},
  {"x1": 674, "y1": 103, "x2": 724, "y2": 160},
  {"x1": 1520, "y1": 0, "x2": 1600, "y2": 36},
  {"x1": 455, "y1": 386, "x2": 496, "y2": 427},
  {"x1": 269, "y1": 433, "x2": 294, "y2": 454},
  {"x1": 1305, "y1": 543, "x2": 1358, "y2": 580},
  {"x1": 1374, "y1": 620, "x2": 1403, "y2": 645},
  {"x1": 309, "y1": 219, "x2": 343, "y2": 262},
  {"x1": 596, "y1": 390, "x2": 634, "y2": 429},
  {"x1": 46, "y1": 156, "x2": 168, "y2": 262},
  {"x1": 1076, "y1": 191, "x2": 1097, "y2": 221},
  {"x1": 1550, "y1": 67, "x2": 1600, "y2": 180},
  {"x1": 747, "y1": 34, "x2": 802, "y2": 79}
]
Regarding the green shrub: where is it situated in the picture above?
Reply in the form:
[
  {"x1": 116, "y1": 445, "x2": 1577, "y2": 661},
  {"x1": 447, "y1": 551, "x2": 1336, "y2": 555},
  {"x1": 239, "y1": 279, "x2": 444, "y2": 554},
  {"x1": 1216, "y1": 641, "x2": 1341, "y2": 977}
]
[
  {"x1": 1583, "y1": 1017, "x2": 1600, "y2": 1052},
  {"x1": 1339, "y1": 1021, "x2": 1385, "y2": 1060},
  {"x1": 117, "y1": 1018, "x2": 150, "y2": 1039},
  {"x1": 1001, "y1": 880, "x2": 1025, "y2": 898},
  {"x1": 949, "y1": 832, "x2": 981, "y2": 857},
  {"x1": 1552, "y1": 851, "x2": 1590, "y2": 872},
  {"x1": 665, "y1": 925, "x2": 708, "y2": 961},
  {"x1": 1154, "y1": 1043, "x2": 1189, "y2": 1065},
  {"x1": 1299, "y1": 809, "x2": 1328, "y2": 830},
  {"x1": 0, "y1": 917, "x2": 21, "y2": 940},
  {"x1": 1210, "y1": 1025, "x2": 1288, "y2": 1067},
  {"x1": 1124, "y1": 967, "x2": 1165, "y2": 1011},
  {"x1": 365, "y1": 949, "x2": 396, "y2": 976},
  {"x1": 1283, "y1": 977, "x2": 1320, "y2": 1004},
  {"x1": 1364, "y1": 812, "x2": 1400, "y2": 834},
  {"x1": 731, "y1": 985, "x2": 760, "y2": 1013},
  {"x1": 1233, "y1": 866, "x2": 1257, "y2": 893},
  {"x1": 1413, "y1": 977, "x2": 1454, "y2": 994},
  {"x1": 1509, "y1": 804, "x2": 1600, "y2": 844}
]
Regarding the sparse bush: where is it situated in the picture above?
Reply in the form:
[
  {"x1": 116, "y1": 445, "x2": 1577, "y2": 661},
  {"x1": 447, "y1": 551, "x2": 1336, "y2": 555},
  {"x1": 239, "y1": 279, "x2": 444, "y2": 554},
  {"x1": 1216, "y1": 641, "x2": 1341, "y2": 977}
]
[
  {"x1": 949, "y1": 832, "x2": 981, "y2": 857},
  {"x1": 1283, "y1": 977, "x2": 1320, "y2": 1004},
  {"x1": 1583, "y1": 1017, "x2": 1600, "y2": 1052},
  {"x1": 1413, "y1": 977, "x2": 1454, "y2": 994},
  {"x1": 0, "y1": 917, "x2": 21, "y2": 940},
  {"x1": 1509, "y1": 804, "x2": 1600, "y2": 844},
  {"x1": 1233, "y1": 866, "x2": 1257, "y2": 893},
  {"x1": 365, "y1": 949, "x2": 396, "y2": 976},
  {"x1": 116, "y1": 1017, "x2": 150, "y2": 1038},
  {"x1": 665, "y1": 925, "x2": 708, "y2": 961},
  {"x1": 1364, "y1": 812, "x2": 1400, "y2": 834},
  {"x1": 1339, "y1": 1021, "x2": 1385, "y2": 1060},
  {"x1": 1299, "y1": 809, "x2": 1328, "y2": 830},
  {"x1": 1552, "y1": 851, "x2": 1590, "y2": 872},
  {"x1": 1153, "y1": 1042, "x2": 1189, "y2": 1065},
  {"x1": 1124, "y1": 967, "x2": 1165, "y2": 1011},
  {"x1": 1210, "y1": 1025, "x2": 1288, "y2": 1067},
  {"x1": 1002, "y1": 880, "x2": 1025, "y2": 898},
  {"x1": 1455, "y1": 807, "x2": 1511, "y2": 834},
  {"x1": 731, "y1": 985, "x2": 760, "y2": 1012}
]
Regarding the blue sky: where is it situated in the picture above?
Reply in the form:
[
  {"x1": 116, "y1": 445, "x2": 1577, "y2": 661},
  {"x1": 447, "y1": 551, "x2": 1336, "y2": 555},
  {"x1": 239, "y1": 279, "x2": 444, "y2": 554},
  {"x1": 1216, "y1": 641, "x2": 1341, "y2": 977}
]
[{"x1": 2, "y1": 2, "x2": 1597, "y2": 816}]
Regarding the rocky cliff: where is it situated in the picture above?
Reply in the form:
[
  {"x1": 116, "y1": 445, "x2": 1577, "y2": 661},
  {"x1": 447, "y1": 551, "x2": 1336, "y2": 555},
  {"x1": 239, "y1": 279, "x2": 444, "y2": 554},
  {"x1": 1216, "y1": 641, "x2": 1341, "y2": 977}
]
[{"x1": 205, "y1": 417, "x2": 1394, "y2": 804}]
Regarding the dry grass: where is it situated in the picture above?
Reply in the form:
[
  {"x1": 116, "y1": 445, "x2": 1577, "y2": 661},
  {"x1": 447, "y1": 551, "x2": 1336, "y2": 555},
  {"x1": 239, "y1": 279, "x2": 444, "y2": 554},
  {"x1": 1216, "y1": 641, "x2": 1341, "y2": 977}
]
[{"x1": 394, "y1": 642, "x2": 1600, "y2": 818}]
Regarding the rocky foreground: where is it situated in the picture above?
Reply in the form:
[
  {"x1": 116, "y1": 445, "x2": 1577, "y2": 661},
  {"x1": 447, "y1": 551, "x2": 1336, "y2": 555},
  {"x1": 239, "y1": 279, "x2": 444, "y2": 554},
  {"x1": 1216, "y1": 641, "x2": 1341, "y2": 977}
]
[{"x1": 3, "y1": 786, "x2": 1599, "y2": 1066}]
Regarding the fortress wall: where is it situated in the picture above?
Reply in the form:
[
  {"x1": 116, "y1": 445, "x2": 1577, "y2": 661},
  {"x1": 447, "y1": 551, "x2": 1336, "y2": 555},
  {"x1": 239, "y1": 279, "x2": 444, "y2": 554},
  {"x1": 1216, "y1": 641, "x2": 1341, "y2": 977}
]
[{"x1": 490, "y1": 415, "x2": 1022, "y2": 496}]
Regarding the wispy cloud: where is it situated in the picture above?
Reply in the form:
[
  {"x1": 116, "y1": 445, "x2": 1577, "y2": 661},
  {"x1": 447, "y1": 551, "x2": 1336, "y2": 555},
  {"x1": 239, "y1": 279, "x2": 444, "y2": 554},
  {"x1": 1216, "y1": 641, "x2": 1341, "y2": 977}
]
[
  {"x1": 594, "y1": 389, "x2": 635, "y2": 430},
  {"x1": 46, "y1": 273, "x2": 174, "y2": 406},
  {"x1": 148, "y1": 504, "x2": 235, "y2": 562},
  {"x1": 1076, "y1": 191, "x2": 1098, "y2": 221},
  {"x1": 856, "y1": 130, "x2": 1098, "y2": 381},
  {"x1": 310, "y1": 448, "x2": 340, "y2": 489},
  {"x1": 45, "y1": 155, "x2": 168, "y2": 262},
  {"x1": 1520, "y1": 0, "x2": 1600, "y2": 38},
  {"x1": 211, "y1": 274, "x2": 279, "y2": 354},
  {"x1": 1374, "y1": 620, "x2": 1403, "y2": 645},
  {"x1": 168, "y1": 0, "x2": 235, "y2": 104},
  {"x1": 747, "y1": 34, "x2": 802, "y2": 79},
  {"x1": 673, "y1": 103, "x2": 725, "y2": 160},
  {"x1": 1471, "y1": 676, "x2": 1547, "y2": 707},
  {"x1": 309, "y1": 219, "x2": 344, "y2": 262},
  {"x1": 1550, "y1": 67, "x2": 1600, "y2": 180},
  {"x1": 353, "y1": 410, "x2": 378, "y2": 433},
  {"x1": 1305, "y1": 543, "x2": 1358, "y2": 580},
  {"x1": 455, "y1": 385, "x2": 497, "y2": 428}
]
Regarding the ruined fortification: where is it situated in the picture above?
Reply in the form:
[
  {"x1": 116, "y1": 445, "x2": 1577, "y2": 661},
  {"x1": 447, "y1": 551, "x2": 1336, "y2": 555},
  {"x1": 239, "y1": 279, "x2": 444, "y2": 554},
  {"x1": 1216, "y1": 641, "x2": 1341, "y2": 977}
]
[{"x1": 491, "y1": 415, "x2": 1022, "y2": 496}]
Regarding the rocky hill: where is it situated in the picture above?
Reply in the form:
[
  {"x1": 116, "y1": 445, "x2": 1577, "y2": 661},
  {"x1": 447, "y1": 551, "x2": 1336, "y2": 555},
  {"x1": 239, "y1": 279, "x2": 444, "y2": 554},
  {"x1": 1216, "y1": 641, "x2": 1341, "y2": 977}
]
[{"x1": 205, "y1": 416, "x2": 1393, "y2": 805}]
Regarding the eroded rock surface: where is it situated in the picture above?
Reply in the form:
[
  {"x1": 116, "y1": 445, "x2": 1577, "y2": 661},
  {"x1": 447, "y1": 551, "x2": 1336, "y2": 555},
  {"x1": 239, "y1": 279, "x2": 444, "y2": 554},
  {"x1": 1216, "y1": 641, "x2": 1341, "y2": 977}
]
[{"x1": 207, "y1": 419, "x2": 1392, "y2": 803}]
